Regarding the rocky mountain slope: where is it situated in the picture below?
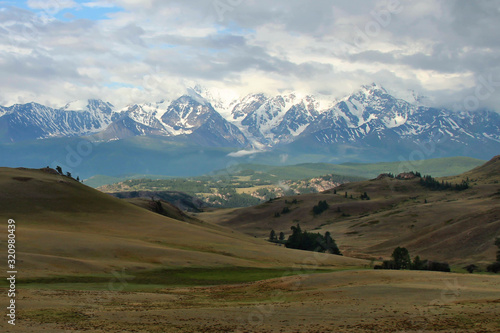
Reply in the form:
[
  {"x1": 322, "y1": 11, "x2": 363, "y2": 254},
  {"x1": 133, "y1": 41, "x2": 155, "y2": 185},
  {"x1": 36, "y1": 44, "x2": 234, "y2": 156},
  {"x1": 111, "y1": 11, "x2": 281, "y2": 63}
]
[{"x1": 1, "y1": 84, "x2": 499, "y2": 158}]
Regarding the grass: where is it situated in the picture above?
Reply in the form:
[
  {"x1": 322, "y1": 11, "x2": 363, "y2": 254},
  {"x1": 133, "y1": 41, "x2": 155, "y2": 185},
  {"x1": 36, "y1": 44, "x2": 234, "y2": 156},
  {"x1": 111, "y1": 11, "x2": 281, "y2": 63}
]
[
  {"x1": 13, "y1": 270, "x2": 500, "y2": 332},
  {"x1": 246, "y1": 157, "x2": 485, "y2": 179},
  {"x1": 23, "y1": 309, "x2": 91, "y2": 324},
  {"x1": 7, "y1": 267, "x2": 340, "y2": 291}
]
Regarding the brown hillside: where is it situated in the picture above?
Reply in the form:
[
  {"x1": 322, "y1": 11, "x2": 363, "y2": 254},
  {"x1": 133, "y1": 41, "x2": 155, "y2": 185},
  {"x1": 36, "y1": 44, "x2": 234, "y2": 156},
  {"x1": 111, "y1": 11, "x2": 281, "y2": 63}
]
[
  {"x1": 200, "y1": 158, "x2": 500, "y2": 265},
  {"x1": 441, "y1": 154, "x2": 500, "y2": 184},
  {"x1": 0, "y1": 167, "x2": 364, "y2": 278}
]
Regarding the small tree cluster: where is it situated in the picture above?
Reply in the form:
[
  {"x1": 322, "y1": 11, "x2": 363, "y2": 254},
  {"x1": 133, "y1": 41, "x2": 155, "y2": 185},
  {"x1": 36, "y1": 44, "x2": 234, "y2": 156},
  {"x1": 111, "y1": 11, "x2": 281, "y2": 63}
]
[
  {"x1": 487, "y1": 237, "x2": 500, "y2": 273},
  {"x1": 382, "y1": 246, "x2": 411, "y2": 270},
  {"x1": 268, "y1": 230, "x2": 288, "y2": 244},
  {"x1": 375, "y1": 247, "x2": 450, "y2": 272},
  {"x1": 285, "y1": 224, "x2": 341, "y2": 255},
  {"x1": 55, "y1": 165, "x2": 81, "y2": 181},
  {"x1": 419, "y1": 175, "x2": 469, "y2": 191},
  {"x1": 312, "y1": 200, "x2": 329, "y2": 215},
  {"x1": 274, "y1": 205, "x2": 291, "y2": 217},
  {"x1": 269, "y1": 229, "x2": 277, "y2": 242}
]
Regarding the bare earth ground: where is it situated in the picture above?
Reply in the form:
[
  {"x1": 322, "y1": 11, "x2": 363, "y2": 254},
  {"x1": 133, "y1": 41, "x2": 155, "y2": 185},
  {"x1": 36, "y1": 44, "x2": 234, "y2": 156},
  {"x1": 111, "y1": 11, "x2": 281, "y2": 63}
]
[{"x1": 1, "y1": 270, "x2": 499, "y2": 333}]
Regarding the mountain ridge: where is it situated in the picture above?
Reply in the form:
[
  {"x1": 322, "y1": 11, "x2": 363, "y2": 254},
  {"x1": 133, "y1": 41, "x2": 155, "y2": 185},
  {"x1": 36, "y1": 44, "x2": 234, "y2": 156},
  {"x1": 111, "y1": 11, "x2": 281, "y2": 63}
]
[{"x1": 0, "y1": 84, "x2": 499, "y2": 160}]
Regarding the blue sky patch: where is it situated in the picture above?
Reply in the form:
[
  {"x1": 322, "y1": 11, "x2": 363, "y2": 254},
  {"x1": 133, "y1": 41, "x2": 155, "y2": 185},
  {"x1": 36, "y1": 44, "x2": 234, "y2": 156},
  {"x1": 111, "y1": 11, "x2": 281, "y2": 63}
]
[{"x1": 8, "y1": 0, "x2": 124, "y2": 21}]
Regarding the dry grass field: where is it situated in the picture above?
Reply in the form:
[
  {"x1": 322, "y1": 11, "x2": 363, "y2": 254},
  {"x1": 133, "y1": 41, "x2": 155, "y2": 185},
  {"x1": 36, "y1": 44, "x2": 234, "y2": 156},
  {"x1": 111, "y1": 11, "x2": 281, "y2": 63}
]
[
  {"x1": 1, "y1": 270, "x2": 499, "y2": 332},
  {"x1": 0, "y1": 167, "x2": 364, "y2": 278},
  {"x1": 0, "y1": 162, "x2": 499, "y2": 332}
]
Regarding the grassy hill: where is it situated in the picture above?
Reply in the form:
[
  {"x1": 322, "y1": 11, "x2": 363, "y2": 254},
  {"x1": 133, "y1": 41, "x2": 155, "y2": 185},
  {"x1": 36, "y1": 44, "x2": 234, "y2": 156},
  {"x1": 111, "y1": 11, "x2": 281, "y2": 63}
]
[
  {"x1": 0, "y1": 167, "x2": 364, "y2": 281},
  {"x1": 332, "y1": 156, "x2": 485, "y2": 178},
  {"x1": 442, "y1": 155, "x2": 500, "y2": 185},
  {"x1": 88, "y1": 156, "x2": 484, "y2": 188},
  {"x1": 199, "y1": 156, "x2": 500, "y2": 266},
  {"x1": 232, "y1": 156, "x2": 484, "y2": 180},
  {"x1": 96, "y1": 156, "x2": 483, "y2": 209},
  {"x1": 1, "y1": 165, "x2": 499, "y2": 332},
  {"x1": 84, "y1": 174, "x2": 175, "y2": 188}
]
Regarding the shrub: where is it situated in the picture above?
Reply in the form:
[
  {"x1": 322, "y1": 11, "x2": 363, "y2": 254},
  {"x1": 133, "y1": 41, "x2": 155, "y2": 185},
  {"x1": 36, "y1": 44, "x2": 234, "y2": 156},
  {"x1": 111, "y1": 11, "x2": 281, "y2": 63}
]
[
  {"x1": 312, "y1": 200, "x2": 329, "y2": 215},
  {"x1": 464, "y1": 264, "x2": 479, "y2": 274},
  {"x1": 374, "y1": 247, "x2": 450, "y2": 272},
  {"x1": 487, "y1": 262, "x2": 500, "y2": 273},
  {"x1": 426, "y1": 261, "x2": 451, "y2": 272}
]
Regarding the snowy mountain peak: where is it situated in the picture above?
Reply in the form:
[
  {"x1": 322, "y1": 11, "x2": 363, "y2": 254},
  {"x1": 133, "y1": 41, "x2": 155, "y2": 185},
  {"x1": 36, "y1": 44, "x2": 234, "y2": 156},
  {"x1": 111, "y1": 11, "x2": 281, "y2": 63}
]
[
  {"x1": 361, "y1": 82, "x2": 387, "y2": 93},
  {"x1": 230, "y1": 93, "x2": 268, "y2": 121},
  {"x1": 230, "y1": 92, "x2": 327, "y2": 146},
  {"x1": 1, "y1": 84, "x2": 499, "y2": 158},
  {"x1": 62, "y1": 100, "x2": 88, "y2": 111},
  {"x1": 62, "y1": 99, "x2": 114, "y2": 114},
  {"x1": 192, "y1": 85, "x2": 241, "y2": 118},
  {"x1": 186, "y1": 88, "x2": 210, "y2": 107},
  {"x1": 161, "y1": 95, "x2": 224, "y2": 133},
  {"x1": 87, "y1": 99, "x2": 114, "y2": 114}
]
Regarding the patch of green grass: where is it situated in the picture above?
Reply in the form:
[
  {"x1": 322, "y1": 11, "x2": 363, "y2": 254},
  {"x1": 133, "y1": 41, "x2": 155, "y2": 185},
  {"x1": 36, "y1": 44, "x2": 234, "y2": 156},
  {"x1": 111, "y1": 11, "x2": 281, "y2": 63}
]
[
  {"x1": 23, "y1": 309, "x2": 91, "y2": 324},
  {"x1": 12, "y1": 267, "x2": 337, "y2": 291},
  {"x1": 137, "y1": 267, "x2": 302, "y2": 286}
]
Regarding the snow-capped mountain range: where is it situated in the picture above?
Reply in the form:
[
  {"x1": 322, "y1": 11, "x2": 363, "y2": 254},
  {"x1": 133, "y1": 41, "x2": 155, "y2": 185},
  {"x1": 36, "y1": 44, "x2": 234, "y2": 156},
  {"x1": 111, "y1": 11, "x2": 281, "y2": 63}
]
[{"x1": 1, "y1": 83, "x2": 499, "y2": 159}]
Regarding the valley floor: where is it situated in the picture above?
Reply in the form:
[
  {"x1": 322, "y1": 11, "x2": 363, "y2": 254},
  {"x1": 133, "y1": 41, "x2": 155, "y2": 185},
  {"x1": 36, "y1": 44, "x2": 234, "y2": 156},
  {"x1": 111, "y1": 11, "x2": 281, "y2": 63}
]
[{"x1": 2, "y1": 270, "x2": 499, "y2": 332}]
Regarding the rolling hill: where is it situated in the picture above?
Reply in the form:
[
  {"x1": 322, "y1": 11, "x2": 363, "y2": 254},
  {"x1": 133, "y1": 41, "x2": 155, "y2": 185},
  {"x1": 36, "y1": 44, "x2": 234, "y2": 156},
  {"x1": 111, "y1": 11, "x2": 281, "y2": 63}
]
[
  {"x1": 1, "y1": 165, "x2": 499, "y2": 333},
  {"x1": 227, "y1": 156, "x2": 485, "y2": 180},
  {"x1": 199, "y1": 156, "x2": 500, "y2": 265},
  {"x1": 0, "y1": 167, "x2": 364, "y2": 280}
]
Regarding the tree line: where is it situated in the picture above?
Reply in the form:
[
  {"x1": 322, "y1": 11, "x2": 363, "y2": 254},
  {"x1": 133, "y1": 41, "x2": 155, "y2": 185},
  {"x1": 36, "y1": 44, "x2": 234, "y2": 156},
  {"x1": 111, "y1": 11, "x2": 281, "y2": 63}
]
[
  {"x1": 419, "y1": 175, "x2": 469, "y2": 191},
  {"x1": 55, "y1": 166, "x2": 81, "y2": 182},
  {"x1": 374, "y1": 246, "x2": 450, "y2": 272}
]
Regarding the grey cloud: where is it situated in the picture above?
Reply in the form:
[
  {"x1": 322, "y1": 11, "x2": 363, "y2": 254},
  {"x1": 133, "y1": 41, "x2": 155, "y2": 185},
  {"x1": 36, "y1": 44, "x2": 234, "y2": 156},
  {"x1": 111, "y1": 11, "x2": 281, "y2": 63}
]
[
  {"x1": 153, "y1": 34, "x2": 246, "y2": 50},
  {"x1": 145, "y1": 40, "x2": 332, "y2": 83},
  {"x1": 450, "y1": 0, "x2": 500, "y2": 48},
  {"x1": 0, "y1": 0, "x2": 499, "y2": 111}
]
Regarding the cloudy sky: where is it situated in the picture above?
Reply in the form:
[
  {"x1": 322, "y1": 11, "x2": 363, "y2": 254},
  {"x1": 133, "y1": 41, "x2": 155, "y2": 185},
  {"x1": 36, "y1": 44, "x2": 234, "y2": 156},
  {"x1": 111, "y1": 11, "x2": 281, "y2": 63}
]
[{"x1": 0, "y1": 0, "x2": 499, "y2": 111}]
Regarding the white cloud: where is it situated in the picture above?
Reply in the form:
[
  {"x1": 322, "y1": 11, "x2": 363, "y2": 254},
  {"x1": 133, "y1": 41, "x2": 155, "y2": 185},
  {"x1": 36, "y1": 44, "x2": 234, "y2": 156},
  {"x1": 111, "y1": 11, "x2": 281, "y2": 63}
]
[
  {"x1": 82, "y1": 1, "x2": 116, "y2": 8},
  {"x1": 227, "y1": 149, "x2": 265, "y2": 157},
  {"x1": 27, "y1": 0, "x2": 78, "y2": 13},
  {"x1": 0, "y1": 0, "x2": 499, "y2": 112}
]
